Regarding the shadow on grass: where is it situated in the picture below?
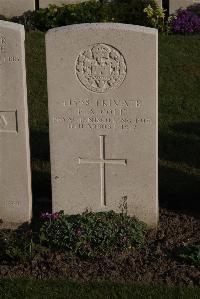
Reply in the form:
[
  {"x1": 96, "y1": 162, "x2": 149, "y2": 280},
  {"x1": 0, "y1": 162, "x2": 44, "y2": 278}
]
[
  {"x1": 31, "y1": 168, "x2": 52, "y2": 228},
  {"x1": 30, "y1": 130, "x2": 52, "y2": 222},
  {"x1": 159, "y1": 163, "x2": 200, "y2": 216},
  {"x1": 30, "y1": 130, "x2": 50, "y2": 161},
  {"x1": 171, "y1": 121, "x2": 200, "y2": 137},
  {"x1": 159, "y1": 121, "x2": 200, "y2": 216}
]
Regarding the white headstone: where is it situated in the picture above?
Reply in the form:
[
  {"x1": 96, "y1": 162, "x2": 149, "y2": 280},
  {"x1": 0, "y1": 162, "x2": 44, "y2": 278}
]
[
  {"x1": 46, "y1": 23, "x2": 158, "y2": 227},
  {"x1": 0, "y1": 0, "x2": 35, "y2": 18},
  {"x1": 169, "y1": 0, "x2": 200, "y2": 14},
  {"x1": 0, "y1": 21, "x2": 32, "y2": 224}
]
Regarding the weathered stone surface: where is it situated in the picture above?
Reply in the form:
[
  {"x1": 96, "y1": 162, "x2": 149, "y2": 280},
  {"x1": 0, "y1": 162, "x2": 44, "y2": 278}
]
[
  {"x1": 0, "y1": 0, "x2": 35, "y2": 18},
  {"x1": 39, "y1": 0, "x2": 89, "y2": 9},
  {"x1": 46, "y1": 23, "x2": 158, "y2": 227},
  {"x1": 0, "y1": 21, "x2": 32, "y2": 224},
  {"x1": 169, "y1": 0, "x2": 199, "y2": 14}
]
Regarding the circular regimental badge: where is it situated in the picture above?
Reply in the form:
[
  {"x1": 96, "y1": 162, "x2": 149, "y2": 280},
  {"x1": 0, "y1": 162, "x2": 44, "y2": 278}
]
[{"x1": 75, "y1": 43, "x2": 127, "y2": 93}]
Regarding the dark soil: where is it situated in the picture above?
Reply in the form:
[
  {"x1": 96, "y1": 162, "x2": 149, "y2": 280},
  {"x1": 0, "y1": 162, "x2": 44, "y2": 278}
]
[{"x1": 0, "y1": 208, "x2": 199, "y2": 285}]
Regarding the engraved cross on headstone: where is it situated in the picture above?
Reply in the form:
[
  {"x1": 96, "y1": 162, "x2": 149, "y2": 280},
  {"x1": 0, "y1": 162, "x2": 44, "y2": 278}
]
[{"x1": 79, "y1": 135, "x2": 127, "y2": 207}]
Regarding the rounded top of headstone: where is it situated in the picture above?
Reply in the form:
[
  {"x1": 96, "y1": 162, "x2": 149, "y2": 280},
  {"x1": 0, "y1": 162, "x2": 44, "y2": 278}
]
[
  {"x1": 46, "y1": 23, "x2": 158, "y2": 36},
  {"x1": 0, "y1": 20, "x2": 24, "y2": 32}
]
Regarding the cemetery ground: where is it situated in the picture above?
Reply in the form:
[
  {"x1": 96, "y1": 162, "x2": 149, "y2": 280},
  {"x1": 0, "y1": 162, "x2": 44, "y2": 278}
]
[{"x1": 0, "y1": 31, "x2": 200, "y2": 296}]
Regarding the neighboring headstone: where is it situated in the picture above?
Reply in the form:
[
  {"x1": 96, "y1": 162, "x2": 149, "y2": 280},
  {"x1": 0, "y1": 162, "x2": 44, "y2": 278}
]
[
  {"x1": 156, "y1": 0, "x2": 162, "y2": 7},
  {"x1": 39, "y1": 0, "x2": 89, "y2": 9},
  {"x1": 0, "y1": 0, "x2": 35, "y2": 18},
  {"x1": 169, "y1": 0, "x2": 200, "y2": 14},
  {"x1": 46, "y1": 23, "x2": 158, "y2": 227},
  {"x1": 40, "y1": 0, "x2": 163, "y2": 9},
  {"x1": 0, "y1": 21, "x2": 32, "y2": 224}
]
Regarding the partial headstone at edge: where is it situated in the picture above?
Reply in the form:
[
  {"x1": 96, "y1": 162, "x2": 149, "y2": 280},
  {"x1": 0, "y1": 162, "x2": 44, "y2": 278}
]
[
  {"x1": 46, "y1": 23, "x2": 158, "y2": 227},
  {"x1": 0, "y1": 21, "x2": 32, "y2": 224},
  {"x1": 0, "y1": 0, "x2": 35, "y2": 18},
  {"x1": 39, "y1": 0, "x2": 90, "y2": 9},
  {"x1": 156, "y1": 0, "x2": 162, "y2": 7}
]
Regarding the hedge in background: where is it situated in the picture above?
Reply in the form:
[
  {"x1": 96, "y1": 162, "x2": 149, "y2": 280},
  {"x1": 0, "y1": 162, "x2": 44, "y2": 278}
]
[{"x1": 9, "y1": 0, "x2": 156, "y2": 31}]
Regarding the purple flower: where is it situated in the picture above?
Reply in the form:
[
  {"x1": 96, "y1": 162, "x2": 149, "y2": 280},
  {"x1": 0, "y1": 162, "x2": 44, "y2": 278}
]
[
  {"x1": 40, "y1": 211, "x2": 60, "y2": 220},
  {"x1": 40, "y1": 212, "x2": 51, "y2": 220},
  {"x1": 172, "y1": 8, "x2": 200, "y2": 34},
  {"x1": 51, "y1": 212, "x2": 60, "y2": 220}
]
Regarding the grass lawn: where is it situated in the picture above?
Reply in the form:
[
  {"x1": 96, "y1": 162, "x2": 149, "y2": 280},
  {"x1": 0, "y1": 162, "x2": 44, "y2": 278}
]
[
  {"x1": 158, "y1": 34, "x2": 200, "y2": 214},
  {"x1": 1, "y1": 279, "x2": 200, "y2": 299},
  {"x1": 25, "y1": 32, "x2": 200, "y2": 216}
]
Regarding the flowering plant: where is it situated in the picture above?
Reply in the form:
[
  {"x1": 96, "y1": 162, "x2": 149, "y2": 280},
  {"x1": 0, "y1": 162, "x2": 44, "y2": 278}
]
[
  {"x1": 144, "y1": 2, "x2": 175, "y2": 34},
  {"x1": 172, "y1": 7, "x2": 200, "y2": 34},
  {"x1": 39, "y1": 210, "x2": 147, "y2": 258},
  {"x1": 40, "y1": 211, "x2": 60, "y2": 220}
]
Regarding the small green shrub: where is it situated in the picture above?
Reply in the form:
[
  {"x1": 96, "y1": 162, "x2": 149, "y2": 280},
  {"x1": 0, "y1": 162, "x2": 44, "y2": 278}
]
[
  {"x1": 111, "y1": 0, "x2": 157, "y2": 25},
  {"x1": 144, "y1": 2, "x2": 175, "y2": 33},
  {"x1": 176, "y1": 243, "x2": 200, "y2": 266},
  {"x1": 11, "y1": 11, "x2": 37, "y2": 31},
  {"x1": 0, "y1": 208, "x2": 147, "y2": 261},
  {"x1": 33, "y1": 1, "x2": 106, "y2": 31},
  {"x1": 39, "y1": 210, "x2": 147, "y2": 258},
  {"x1": 0, "y1": 230, "x2": 48, "y2": 263}
]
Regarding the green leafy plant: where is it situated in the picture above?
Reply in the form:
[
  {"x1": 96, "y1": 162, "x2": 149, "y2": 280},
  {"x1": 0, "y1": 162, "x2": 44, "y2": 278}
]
[
  {"x1": 144, "y1": 2, "x2": 176, "y2": 33},
  {"x1": 11, "y1": 11, "x2": 37, "y2": 31},
  {"x1": 31, "y1": 0, "x2": 112, "y2": 31},
  {"x1": 0, "y1": 230, "x2": 48, "y2": 263},
  {"x1": 176, "y1": 243, "x2": 200, "y2": 266},
  {"x1": 111, "y1": 0, "x2": 157, "y2": 25},
  {"x1": 39, "y1": 209, "x2": 147, "y2": 259}
]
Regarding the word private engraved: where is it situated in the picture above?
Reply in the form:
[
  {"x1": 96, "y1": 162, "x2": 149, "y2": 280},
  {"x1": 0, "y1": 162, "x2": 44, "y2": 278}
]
[
  {"x1": 76, "y1": 43, "x2": 127, "y2": 93},
  {"x1": 79, "y1": 135, "x2": 127, "y2": 207}
]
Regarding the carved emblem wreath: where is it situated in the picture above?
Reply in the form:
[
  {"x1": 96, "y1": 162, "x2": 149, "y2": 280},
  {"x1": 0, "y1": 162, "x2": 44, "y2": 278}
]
[{"x1": 75, "y1": 43, "x2": 127, "y2": 93}]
